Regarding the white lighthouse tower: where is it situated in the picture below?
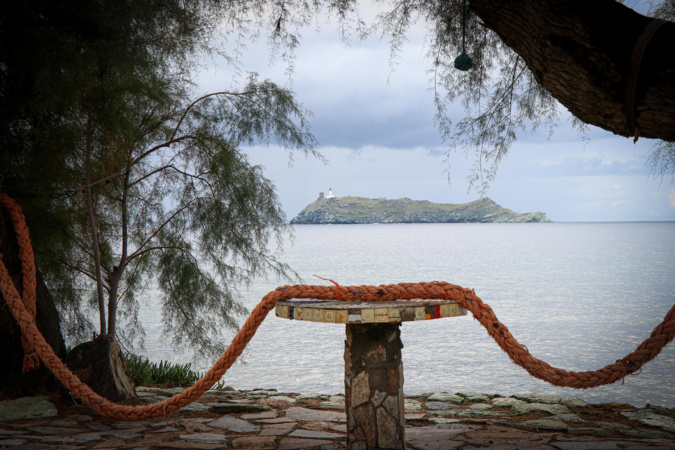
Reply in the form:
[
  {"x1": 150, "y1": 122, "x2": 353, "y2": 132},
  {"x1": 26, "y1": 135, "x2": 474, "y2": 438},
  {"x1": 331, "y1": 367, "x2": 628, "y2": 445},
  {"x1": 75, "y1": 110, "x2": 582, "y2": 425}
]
[{"x1": 326, "y1": 187, "x2": 335, "y2": 198}]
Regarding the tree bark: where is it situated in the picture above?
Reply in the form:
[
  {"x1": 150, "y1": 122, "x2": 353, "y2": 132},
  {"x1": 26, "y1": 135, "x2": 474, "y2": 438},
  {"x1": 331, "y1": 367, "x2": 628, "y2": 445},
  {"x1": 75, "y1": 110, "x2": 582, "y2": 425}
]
[
  {"x1": 64, "y1": 334, "x2": 137, "y2": 402},
  {"x1": 0, "y1": 204, "x2": 67, "y2": 397},
  {"x1": 469, "y1": 0, "x2": 675, "y2": 141}
]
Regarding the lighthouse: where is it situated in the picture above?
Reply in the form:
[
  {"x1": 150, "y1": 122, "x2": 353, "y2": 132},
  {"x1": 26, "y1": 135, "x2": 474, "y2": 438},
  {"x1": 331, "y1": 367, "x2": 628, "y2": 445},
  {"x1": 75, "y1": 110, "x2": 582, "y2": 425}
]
[{"x1": 326, "y1": 187, "x2": 335, "y2": 198}]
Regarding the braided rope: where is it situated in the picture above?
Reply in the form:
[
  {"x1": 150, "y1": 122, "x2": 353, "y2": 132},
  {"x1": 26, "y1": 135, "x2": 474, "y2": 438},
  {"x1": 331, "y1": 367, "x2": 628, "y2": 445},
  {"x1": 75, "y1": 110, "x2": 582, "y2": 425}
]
[
  {"x1": 0, "y1": 194, "x2": 674, "y2": 420},
  {"x1": 0, "y1": 194, "x2": 39, "y2": 372}
]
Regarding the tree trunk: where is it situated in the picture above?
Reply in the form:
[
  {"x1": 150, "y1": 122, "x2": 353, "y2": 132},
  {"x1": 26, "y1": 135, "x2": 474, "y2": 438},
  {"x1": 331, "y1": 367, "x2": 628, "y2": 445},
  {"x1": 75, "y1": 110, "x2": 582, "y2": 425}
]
[
  {"x1": 64, "y1": 334, "x2": 137, "y2": 402},
  {"x1": 0, "y1": 204, "x2": 67, "y2": 397},
  {"x1": 469, "y1": 0, "x2": 675, "y2": 141}
]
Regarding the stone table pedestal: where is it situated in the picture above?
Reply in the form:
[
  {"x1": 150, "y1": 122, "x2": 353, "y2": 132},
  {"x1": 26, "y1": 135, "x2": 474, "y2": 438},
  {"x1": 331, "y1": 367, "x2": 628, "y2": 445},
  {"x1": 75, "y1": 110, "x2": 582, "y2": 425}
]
[{"x1": 276, "y1": 300, "x2": 466, "y2": 449}]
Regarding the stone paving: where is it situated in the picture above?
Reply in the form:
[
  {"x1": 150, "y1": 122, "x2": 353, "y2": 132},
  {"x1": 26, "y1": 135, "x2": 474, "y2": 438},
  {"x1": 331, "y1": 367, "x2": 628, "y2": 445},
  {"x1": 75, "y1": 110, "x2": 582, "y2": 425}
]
[{"x1": 0, "y1": 388, "x2": 674, "y2": 449}]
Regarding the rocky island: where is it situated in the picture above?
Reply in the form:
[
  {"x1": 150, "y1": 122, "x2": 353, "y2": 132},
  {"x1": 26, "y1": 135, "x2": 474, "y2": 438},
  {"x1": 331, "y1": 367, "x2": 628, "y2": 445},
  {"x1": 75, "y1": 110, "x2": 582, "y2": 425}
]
[{"x1": 290, "y1": 196, "x2": 550, "y2": 224}]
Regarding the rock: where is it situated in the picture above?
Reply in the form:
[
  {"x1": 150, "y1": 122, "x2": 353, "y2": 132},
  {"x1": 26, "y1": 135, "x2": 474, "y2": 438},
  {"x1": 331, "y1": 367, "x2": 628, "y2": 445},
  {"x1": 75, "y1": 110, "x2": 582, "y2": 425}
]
[
  {"x1": 520, "y1": 419, "x2": 568, "y2": 431},
  {"x1": 427, "y1": 418, "x2": 460, "y2": 424},
  {"x1": 561, "y1": 397, "x2": 589, "y2": 408},
  {"x1": 25, "y1": 426, "x2": 88, "y2": 435},
  {"x1": 456, "y1": 392, "x2": 490, "y2": 402},
  {"x1": 178, "y1": 432, "x2": 229, "y2": 444},
  {"x1": 220, "y1": 389, "x2": 242, "y2": 395},
  {"x1": 257, "y1": 417, "x2": 298, "y2": 424},
  {"x1": 405, "y1": 424, "x2": 479, "y2": 449},
  {"x1": 267, "y1": 396, "x2": 297, "y2": 403},
  {"x1": 512, "y1": 402, "x2": 570, "y2": 415},
  {"x1": 231, "y1": 435, "x2": 277, "y2": 448},
  {"x1": 430, "y1": 409, "x2": 501, "y2": 418},
  {"x1": 209, "y1": 415, "x2": 260, "y2": 433},
  {"x1": 155, "y1": 387, "x2": 185, "y2": 397},
  {"x1": 550, "y1": 442, "x2": 624, "y2": 449},
  {"x1": 285, "y1": 407, "x2": 347, "y2": 423},
  {"x1": 425, "y1": 402, "x2": 459, "y2": 411},
  {"x1": 179, "y1": 402, "x2": 209, "y2": 412},
  {"x1": 551, "y1": 413, "x2": 585, "y2": 423},
  {"x1": 207, "y1": 403, "x2": 272, "y2": 413},
  {"x1": 617, "y1": 427, "x2": 674, "y2": 439},
  {"x1": 621, "y1": 409, "x2": 675, "y2": 433},
  {"x1": 0, "y1": 397, "x2": 58, "y2": 422},
  {"x1": 278, "y1": 437, "x2": 332, "y2": 449},
  {"x1": 405, "y1": 392, "x2": 433, "y2": 399},
  {"x1": 513, "y1": 393, "x2": 561, "y2": 404},
  {"x1": 404, "y1": 399, "x2": 423, "y2": 410},
  {"x1": 289, "y1": 429, "x2": 345, "y2": 440},
  {"x1": 0, "y1": 439, "x2": 28, "y2": 447},
  {"x1": 318, "y1": 401, "x2": 345, "y2": 410},
  {"x1": 469, "y1": 403, "x2": 493, "y2": 410},
  {"x1": 240, "y1": 411, "x2": 278, "y2": 420},
  {"x1": 249, "y1": 389, "x2": 278, "y2": 396},
  {"x1": 491, "y1": 397, "x2": 526, "y2": 408},
  {"x1": 296, "y1": 393, "x2": 321, "y2": 401},
  {"x1": 427, "y1": 392, "x2": 464, "y2": 403}
]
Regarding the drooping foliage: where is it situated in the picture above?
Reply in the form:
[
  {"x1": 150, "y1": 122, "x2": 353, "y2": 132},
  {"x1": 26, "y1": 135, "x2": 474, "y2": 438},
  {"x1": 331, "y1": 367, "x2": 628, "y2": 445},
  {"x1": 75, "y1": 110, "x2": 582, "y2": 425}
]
[{"x1": 0, "y1": 0, "x2": 319, "y2": 360}]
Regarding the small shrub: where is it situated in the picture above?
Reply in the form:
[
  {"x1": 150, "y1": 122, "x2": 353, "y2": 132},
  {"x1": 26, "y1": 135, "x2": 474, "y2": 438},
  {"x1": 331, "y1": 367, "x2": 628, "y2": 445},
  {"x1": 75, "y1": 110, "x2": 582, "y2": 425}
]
[{"x1": 125, "y1": 354, "x2": 225, "y2": 389}]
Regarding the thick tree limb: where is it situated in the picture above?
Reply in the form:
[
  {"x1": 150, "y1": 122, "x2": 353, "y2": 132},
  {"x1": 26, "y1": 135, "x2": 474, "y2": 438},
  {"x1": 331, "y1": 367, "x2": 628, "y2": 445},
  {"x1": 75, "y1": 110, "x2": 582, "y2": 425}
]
[{"x1": 469, "y1": 0, "x2": 675, "y2": 141}]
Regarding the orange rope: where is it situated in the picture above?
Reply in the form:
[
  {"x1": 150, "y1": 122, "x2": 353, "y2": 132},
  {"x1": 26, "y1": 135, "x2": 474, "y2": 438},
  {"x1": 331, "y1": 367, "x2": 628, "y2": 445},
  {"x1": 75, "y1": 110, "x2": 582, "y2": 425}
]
[
  {"x1": 1, "y1": 194, "x2": 674, "y2": 420},
  {"x1": 0, "y1": 194, "x2": 39, "y2": 373},
  {"x1": 313, "y1": 275, "x2": 342, "y2": 300}
]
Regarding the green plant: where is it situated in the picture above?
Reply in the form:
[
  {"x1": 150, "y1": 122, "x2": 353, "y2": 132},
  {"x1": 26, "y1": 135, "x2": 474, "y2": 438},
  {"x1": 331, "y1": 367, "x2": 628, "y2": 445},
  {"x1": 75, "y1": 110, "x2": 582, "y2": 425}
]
[{"x1": 126, "y1": 354, "x2": 226, "y2": 389}]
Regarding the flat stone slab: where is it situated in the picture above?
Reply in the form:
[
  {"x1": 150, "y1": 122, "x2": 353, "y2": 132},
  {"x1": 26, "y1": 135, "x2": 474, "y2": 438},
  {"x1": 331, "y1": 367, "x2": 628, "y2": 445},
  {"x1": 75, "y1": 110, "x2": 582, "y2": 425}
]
[
  {"x1": 551, "y1": 413, "x2": 585, "y2": 423},
  {"x1": 267, "y1": 396, "x2": 297, "y2": 403},
  {"x1": 178, "y1": 432, "x2": 229, "y2": 444},
  {"x1": 621, "y1": 409, "x2": 675, "y2": 433},
  {"x1": 427, "y1": 392, "x2": 464, "y2": 403},
  {"x1": 405, "y1": 392, "x2": 433, "y2": 399},
  {"x1": 284, "y1": 407, "x2": 346, "y2": 423},
  {"x1": 208, "y1": 416, "x2": 260, "y2": 433},
  {"x1": 0, "y1": 397, "x2": 58, "y2": 422},
  {"x1": 241, "y1": 412, "x2": 278, "y2": 420},
  {"x1": 521, "y1": 419, "x2": 568, "y2": 431},
  {"x1": 257, "y1": 417, "x2": 298, "y2": 424},
  {"x1": 231, "y1": 435, "x2": 277, "y2": 448},
  {"x1": 561, "y1": 397, "x2": 589, "y2": 408},
  {"x1": 491, "y1": 397, "x2": 527, "y2": 408},
  {"x1": 425, "y1": 401, "x2": 459, "y2": 411},
  {"x1": 514, "y1": 393, "x2": 561, "y2": 404},
  {"x1": 404, "y1": 399, "x2": 423, "y2": 410},
  {"x1": 406, "y1": 424, "x2": 479, "y2": 449},
  {"x1": 551, "y1": 442, "x2": 623, "y2": 449},
  {"x1": 296, "y1": 393, "x2": 321, "y2": 400},
  {"x1": 156, "y1": 387, "x2": 186, "y2": 397},
  {"x1": 207, "y1": 403, "x2": 272, "y2": 413},
  {"x1": 513, "y1": 402, "x2": 570, "y2": 415},
  {"x1": 456, "y1": 392, "x2": 490, "y2": 402},
  {"x1": 278, "y1": 437, "x2": 333, "y2": 449},
  {"x1": 288, "y1": 429, "x2": 345, "y2": 440},
  {"x1": 469, "y1": 403, "x2": 493, "y2": 411}
]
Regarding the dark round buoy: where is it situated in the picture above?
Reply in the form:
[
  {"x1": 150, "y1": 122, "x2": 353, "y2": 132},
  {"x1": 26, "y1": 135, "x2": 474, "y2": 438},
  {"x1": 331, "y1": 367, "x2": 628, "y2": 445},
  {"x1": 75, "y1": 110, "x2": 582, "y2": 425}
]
[{"x1": 454, "y1": 53, "x2": 473, "y2": 71}]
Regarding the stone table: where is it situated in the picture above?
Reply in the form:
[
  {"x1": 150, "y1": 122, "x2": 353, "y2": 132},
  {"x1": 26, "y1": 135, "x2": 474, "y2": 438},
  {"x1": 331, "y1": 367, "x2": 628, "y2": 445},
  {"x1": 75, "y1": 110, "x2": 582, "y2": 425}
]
[{"x1": 275, "y1": 300, "x2": 467, "y2": 450}]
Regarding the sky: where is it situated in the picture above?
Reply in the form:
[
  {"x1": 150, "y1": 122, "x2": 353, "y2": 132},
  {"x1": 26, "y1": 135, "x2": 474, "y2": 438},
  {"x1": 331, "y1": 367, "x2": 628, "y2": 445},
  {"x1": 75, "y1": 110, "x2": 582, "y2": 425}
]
[{"x1": 197, "y1": 6, "x2": 675, "y2": 222}]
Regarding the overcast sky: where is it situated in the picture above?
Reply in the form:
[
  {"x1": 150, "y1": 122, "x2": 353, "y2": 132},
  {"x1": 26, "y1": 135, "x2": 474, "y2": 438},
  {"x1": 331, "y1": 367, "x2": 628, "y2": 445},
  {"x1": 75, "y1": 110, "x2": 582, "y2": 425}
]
[{"x1": 197, "y1": 7, "x2": 675, "y2": 222}]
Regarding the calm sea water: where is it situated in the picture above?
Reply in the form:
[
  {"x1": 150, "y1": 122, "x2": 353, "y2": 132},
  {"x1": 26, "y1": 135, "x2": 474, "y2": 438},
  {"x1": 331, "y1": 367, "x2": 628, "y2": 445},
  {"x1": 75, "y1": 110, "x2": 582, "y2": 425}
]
[{"x1": 139, "y1": 222, "x2": 675, "y2": 407}]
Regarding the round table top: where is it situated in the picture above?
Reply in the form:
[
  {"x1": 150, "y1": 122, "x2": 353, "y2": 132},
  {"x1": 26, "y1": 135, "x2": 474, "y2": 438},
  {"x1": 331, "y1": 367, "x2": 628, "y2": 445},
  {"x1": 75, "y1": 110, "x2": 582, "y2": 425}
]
[{"x1": 275, "y1": 300, "x2": 467, "y2": 324}]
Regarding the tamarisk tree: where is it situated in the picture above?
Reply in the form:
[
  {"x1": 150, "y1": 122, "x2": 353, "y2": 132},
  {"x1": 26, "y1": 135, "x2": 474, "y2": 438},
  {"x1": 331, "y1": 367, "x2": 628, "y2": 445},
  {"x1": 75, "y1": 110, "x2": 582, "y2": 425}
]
[
  {"x1": 0, "y1": 0, "x2": 319, "y2": 384},
  {"x1": 58, "y1": 74, "x2": 317, "y2": 360}
]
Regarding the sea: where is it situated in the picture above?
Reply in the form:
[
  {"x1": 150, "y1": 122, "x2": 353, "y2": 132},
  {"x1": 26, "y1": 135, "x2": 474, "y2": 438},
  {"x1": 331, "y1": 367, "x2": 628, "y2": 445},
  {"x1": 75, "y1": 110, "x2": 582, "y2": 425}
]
[{"x1": 138, "y1": 222, "x2": 675, "y2": 407}]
